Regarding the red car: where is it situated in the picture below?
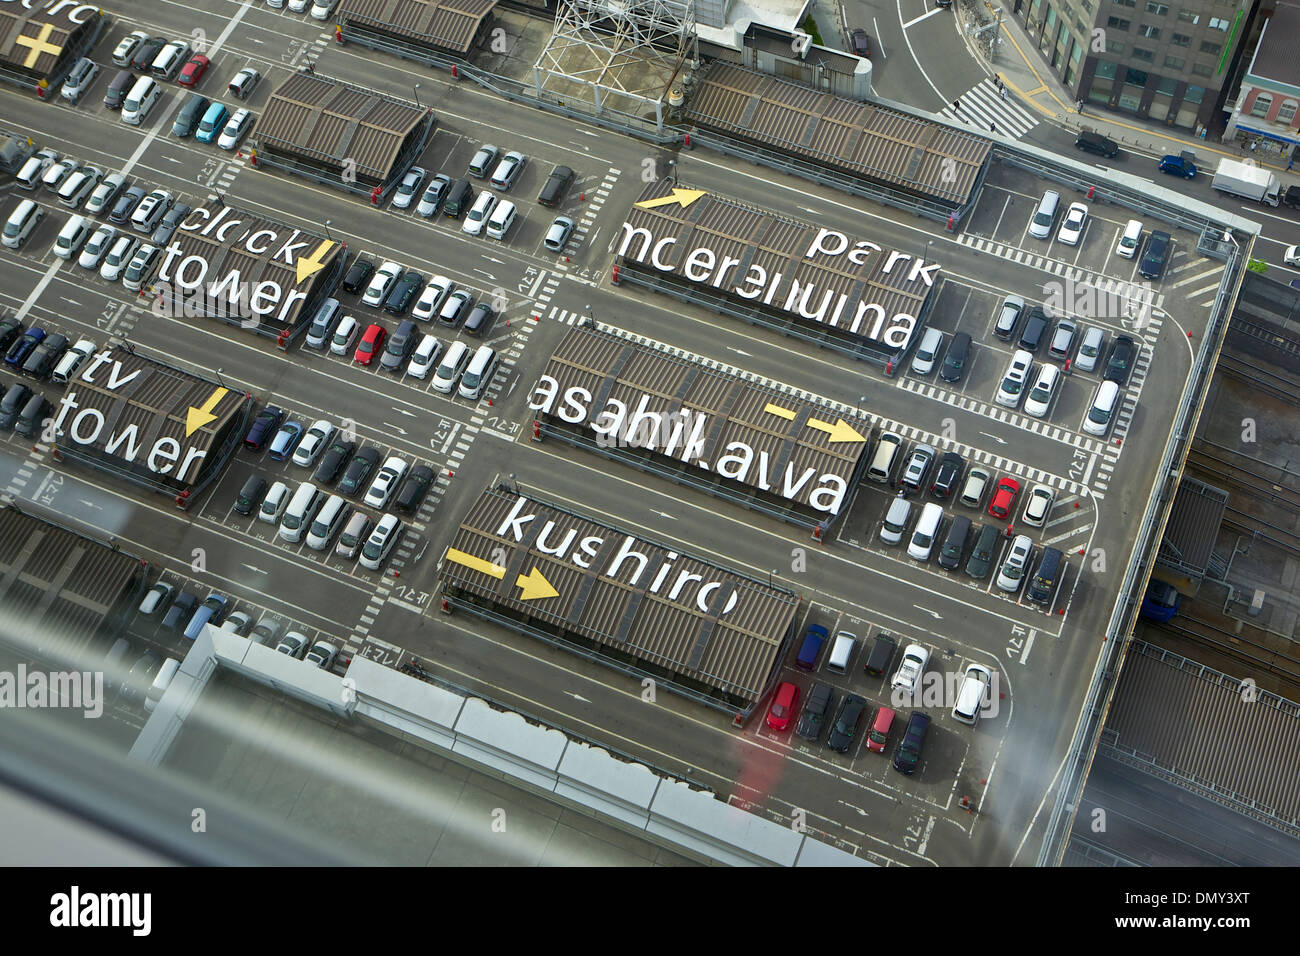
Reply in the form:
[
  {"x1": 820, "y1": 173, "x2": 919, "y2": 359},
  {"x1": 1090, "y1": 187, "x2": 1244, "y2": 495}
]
[
  {"x1": 987, "y1": 476, "x2": 1021, "y2": 519},
  {"x1": 177, "y1": 54, "x2": 210, "y2": 87},
  {"x1": 354, "y1": 323, "x2": 386, "y2": 365},
  {"x1": 765, "y1": 682, "x2": 799, "y2": 731}
]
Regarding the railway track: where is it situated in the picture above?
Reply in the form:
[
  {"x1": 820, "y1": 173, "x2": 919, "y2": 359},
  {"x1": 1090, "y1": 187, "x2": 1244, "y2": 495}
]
[
  {"x1": 1215, "y1": 351, "x2": 1300, "y2": 404},
  {"x1": 1147, "y1": 614, "x2": 1300, "y2": 687},
  {"x1": 1221, "y1": 506, "x2": 1300, "y2": 559},
  {"x1": 1185, "y1": 443, "x2": 1300, "y2": 512}
]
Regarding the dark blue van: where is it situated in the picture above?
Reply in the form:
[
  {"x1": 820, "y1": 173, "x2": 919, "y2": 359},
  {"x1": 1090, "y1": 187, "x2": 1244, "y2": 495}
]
[
  {"x1": 892, "y1": 711, "x2": 930, "y2": 775},
  {"x1": 795, "y1": 624, "x2": 827, "y2": 671}
]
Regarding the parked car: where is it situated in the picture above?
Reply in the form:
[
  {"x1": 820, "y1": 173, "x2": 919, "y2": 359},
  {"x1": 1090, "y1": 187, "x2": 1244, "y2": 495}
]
[
  {"x1": 987, "y1": 476, "x2": 1020, "y2": 520},
  {"x1": 267, "y1": 419, "x2": 305, "y2": 461},
  {"x1": 413, "y1": 276, "x2": 454, "y2": 321},
  {"x1": 304, "y1": 641, "x2": 339, "y2": 669},
  {"x1": 1138, "y1": 230, "x2": 1172, "y2": 280},
  {"x1": 276, "y1": 631, "x2": 313, "y2": 658},
  {"x1": 84, "y1": 172, "x2": 126, "y2": 215},
  {"x1": 216, "y1": 108, "x2": 254, "y2": 150},
  {"x1": 489, "y1": 150, "x2": 526, "y2": 190},
  {"x1": 359, "y1": 514, "x2": 402, "y2": 570},
  {"x1": 959, "y1": 467, "x2": 990, "y2": 509},
  {"x1": 1048, "y1": 318, "x2": 1077, "y2": 360},
  {"x1": 383, "y1": 272, "x2": 424, "y2": 316},
  {"x1": 78, "y1": 224, "x2": 118, "y2": 270},
  {"x1": 467, "y1": 144, "x2": 500, "y2": 179},
  {"x1": 1104, "y1": 334, "x2": 1137, "y2": 385},
  {"x1": 997, "y1": 535, "x2": 1034, "y2": 592},
  {"x1": 939, "y1": 331, "x2": 971, "y2": 384},
  {"x1": 765, "y1": 682, "x2": 799, "y2": 731},
  {"x1": 1023, "y1": 484, "x2": 1054, "y2": 527},
  {"x1": 334, "y1": 511, "x2": 373, "y2": 561},
  {"x1": 177, "y1": 53, "x2": 210, "y2": 87},
  {"x1": 416, "y1": 173, "x2": 452, "y2": 217},
  {"x1": 161, "y1": 591, "x2": 198, "y2": 631},
  {"x1": 362, "y1": 261, "x2": 402, "y2": 307},
  {"x1": 1056, "y1": 202, "x2": 1088, "y2": 245},
  {"x1": 137, "y1": 581, "x2": 173, "y2": 615},
  {"x1": 341, "y1": 257, "x2": 375, "y2": 295},
  {"x1": 5, "y1": 327, "x2": 45, "y2": 369},
  {"x1": 543, "y1": 215, "x2": 575, "y2": 252},
  {"x1": 184, "y1": 593, "x2": 228, "y2": 640},
  {"x1": 22, "y1": 332, "x2": 68, "y2": 379},
  {"x1": 890, "y1": 643, "x2": 930, "y2": 696},
  {"x1": 338, "y1": 446, "x2": 380, "y2": 497},
  {"x1": 795, "y1": 682, "x2": 835, "y2": 741},
  {"x1": 892, "y1": 711, "x2": 930, "y2": 775},
  {"x1": 1023, "y1": 363, "x2": 1060, "y2": 418},
  {"x1": 234, "y1": 474, "x2": 268, "y2": 515},
  {"x1": 1075, "y1": 326, "x2": 1104, "y2": 373},
  {"x1": 151, "y1": 201, "x2": 192, "y2": 244},
  {"x1": 899, "y1": 443, "x2": 936, "y2": 496},
  {"x1": 930, "y1": 451, "x2": 964, "y2": 499},
  {"x1": 826, "y1": 694, "x2": 867, "y2": 753},
  {"x1": 108, "y1": 184, "x2": 147, "y2": 224},
  {"x1": 995, "y1": 349, "x2": 1033, "y2": 408},
  {"x1": 313, "y1": 438, "x2": 355, "y2": 484},
  {"x1": 363, "y1": 456, "x2": 408, "y2": 509},
  {"x1": 112, "y1": 30, "x2": 150, "y2": 68},
  {"x1": 292, "y1": 419, "x2": 336, "y2": 466},
  {"x1": 391, "y1": 166, "x2": 426, "y2": 209},
  {"x1": 354, "y1": 323, "x2": 386, "y2": 365},
  {"x1": 394, "y1": 464, "x2": 434, "y2": 512},
  {"x1": 228, "y1": 66, "x2": 260, "y2": 99}
]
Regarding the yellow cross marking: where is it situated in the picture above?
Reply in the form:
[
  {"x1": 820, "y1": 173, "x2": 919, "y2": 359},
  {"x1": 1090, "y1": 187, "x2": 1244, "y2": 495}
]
[{"x1": 14, "y1": 24, "x2": 62, "y2": 70}]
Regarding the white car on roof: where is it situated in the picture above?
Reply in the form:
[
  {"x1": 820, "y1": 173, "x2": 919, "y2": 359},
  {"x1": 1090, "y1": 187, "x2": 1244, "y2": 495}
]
[
  {"x1": 362, "y1": 261, "x2": 402, "y2": 307},
  {"x1": 413, "y1": 275, "x2": 454, "y2": 321},
  {"x1": 1057, "y1": 202, "x2": 1088, "y2": 245},
  {"x1": 891, "y1": 644, "x2": 930, "y2": 696}
]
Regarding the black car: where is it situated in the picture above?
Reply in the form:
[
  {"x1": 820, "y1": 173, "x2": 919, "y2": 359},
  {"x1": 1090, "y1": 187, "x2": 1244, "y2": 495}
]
[
  {"x1": 892, "y1": 711, "x2": 931, "y2": 775},
  {"x1": 338, "y1": 446, "x2": 380, "y2": 497},
  {"x1": 21, "y1": 332, "x2": 67, "y2": 379},
  {"x1": 152, "y1": 202, "x2": 192, "y2": 245},
  {"x1": 243, "y1": 405, "x2": 285, "y2": 451},
  {"x1": 795, "y1": 681, "x2": 835, "y2": 741},
  {"x1": 313, "y1": 439, "x2": 356, "y2": 484},
  {"x1": 1138, "y1": 230, "x2": 1172, "y2": 280},
  {"x1": 383, "y1": 271, "x2": 425, "y2": 316},
  {"x1": 14, "y1": 393, "x2": 48, "y2": 438},
  {"x1": 0, "y1": 382, "x2": 32, "y2": 430},
  {"x1": 161, "y1": 591, "x2": 198, "y2": 631},
  {"x1": 395, "y1": 464, "x2": 434, "y2": 513},
  {"x1": 1075, "y1": 131, "x2": 1119, "y2": 158},
  {"x1": 0, "y1": 315, "x2": 23, "y2": 353},
  {"x1": 342, "y1": 257, "x2": 375, "y2": 295},
  {"x1": 5, "y1": 328, "x2": 44, "y2": 369},
  {"x1": 930, "y1": 451, "x2": 964, "y2": 499},
  {"x1": 536, "y1": 164, "x2": 574, "y2": 207},
  {"x1": 130, "y1": 36, "x2": 166, "y2": 72},
  {"x1": 827, "y1": 694, "x2": 867, "y2": 753},
  {"x1": 965, "y1": 524, "x2": 999, "y2": 580},
  {"x1": 939, "y1": 331, "x2": 971, "y2": 384},
  {"x1": 463, "y1": 302, "x2": 494, "y2": 337},
  {"x1": 1104, "y1": 334, "x2": 1137, "y2": 385},
  {"x1": 1019, "y1": 307, "x2": 1049, "y2": 353},
  {"x1": 938, "y1": 515, "x2": 972, "y2": 571},
  {"x1": 849, "y1": 28, "x2": 871, "y2": 57},
  {"x1": 108, "y1": 185, "x2": 147, "y2": 224},
  {"x1": 234, "y1": 474, "x2": 267, "y2": 516},
  {"x1": 379, "y1": 320, "x2": 419, "y2": 372}
]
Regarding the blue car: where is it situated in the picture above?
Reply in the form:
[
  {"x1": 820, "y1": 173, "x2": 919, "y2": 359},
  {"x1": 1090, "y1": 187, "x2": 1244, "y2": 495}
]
[
  {"x1": 795, "y1": 623, "x2": 828, "y2": 670},
  {"x1": 267, "y1": 420, "x2": 304, "y2": 461},
  {"x1": 1157, "y1": 154, "x2": 1197, "y2": 179},
  {"x1": 5, "y1": 327, "x2": 45, "y2": 368},
  {"x1": 1140, "y1": 580, "x2": 1180, "y2": 622},
  {"x1": 184, "y1": 593, "x2": 227, "y2": 640},
  {"x1": 194, "y1": 101, "x2": 229, "y2": 145}
]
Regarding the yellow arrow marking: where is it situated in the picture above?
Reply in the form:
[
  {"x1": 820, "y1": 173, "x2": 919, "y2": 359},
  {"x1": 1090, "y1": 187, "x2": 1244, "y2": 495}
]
[
  {"x1": 807, "y1": 417, "x2": 866, "y2": 444},
  {"x1": 445, "y1": 548, "x2": 559, "y2": 602},
  {"x1": 184, "y1": 386, "x2": 229, "y2": 437},
  {"x1": 15, "y1": 24, "x2": 62, "y2": 70},
  {"x1": 634, "y1": 188, "x2": 706, "y2": 210},
  {"x1": 295, "y1": 239, "x2": 335, "y2": 284},
  {"x1": 763, "y1": 402, "x2": 796, "y2": 421}
]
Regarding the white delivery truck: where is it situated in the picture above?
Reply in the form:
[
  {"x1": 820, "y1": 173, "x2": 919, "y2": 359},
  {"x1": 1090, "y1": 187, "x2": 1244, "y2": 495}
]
[{"x1": 1211, "y1": 158, "x2": 1281, "y2": 206}]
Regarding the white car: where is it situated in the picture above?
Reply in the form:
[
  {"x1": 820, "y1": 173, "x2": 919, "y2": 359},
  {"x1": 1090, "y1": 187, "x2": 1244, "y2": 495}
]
[
  {"x1": 359, "y1": 514, "x2": 403, "y2": 570},
  {"x1": 275, "y1": 631, "x2": 312, "y2": 658},
  {"x1": 99, "y1": 235, "x2": 139, "y2": 282},
  {"x1": 78, "y1": 224, "x2": 118, "y2": 270},
  {"x1": 890, "y1": 643, "x2": 931, "y2": 696},
  {"x1": 391, "y1": 166, "x2": 425, "y2": 209},
  {"x1": 363, "y1": 456, "x2": 408, "y2": 509},
  {"x1": 42, "y1": 157, "x2": 79, "y2": 191},
  {"x1": 57, "y1": 166, "x2": 102, "y2": 209},
  {"x1": 130, "y1": 189, "x2": 173, "y2": 233},
  {"x1": 112, "y1": 30, "x2": 150, "y2": 67},
  {"x1": 1023, "y1": 363, "x2": 1060, "y2": 418},
  {"x1": 412, "y1": 275, "x2": 453, "y2": 320},
  {"x1": 995, "y1": 349, "x2": 1034, "y2": 408},
  {"x1": 17, "y1": 148, "x2": 58, "y2": 189},
  {"x1": 1022, "y1": 484, "x2": 1055, "y2": 528},
  {"x1": 362, "y1": 261, "x2": 402, "y2": 307},
  {"x1": 85, "y1": 172, "x2": 126, "y2": 216},
  {"x1": 310, "y1": 0, "x2": 341, "y2": 20},
  {"x1": 217, "y1": 108, "x2": 253, "y2": 150},
  {"x1": 416, "y1": 174, "x2": 452, "y2": 217},
  {"x1": 1074, "y1": 326, "x2": 1104, "y2": 372},
  {"x1": 959, "y1": 467, "x2": 990, "y2": 509},
  {"x1": 330, "y1": 315, "x2": 360, "y2": 355},
  {"x1": 407, "y1": 334, "x2": 443, "y2": 379},
  {"x1": 228, "y1": 67, "x2": 260, "y2": 100},
  {"x1": 1285, "y1": 244, "x2": 1300, "y2": 267},
  {"x1": 292, "y1": 419, "x2": 336, "y2": 466},
  {"x1": 544, "y1": 215, "x2": 575, "y2": 252},
  {"x1": 304, "y1": 641, "x2": 338, "y2": 669},
  {"x1": 288, "y1": 0, "x2": 311, "y2": 11},
  {"x1": 489, "y1": 150, "x2": 526, "y2": 190},
  {"x1": 461, "y1": 191, "x2": 497, "y2": 236},
  {"x1": 997, "y1": 534, "x2": 1033, "y2": 592},
  {"x1": 1057, "y1": 202, "x2": 1088, "y2": 245}
]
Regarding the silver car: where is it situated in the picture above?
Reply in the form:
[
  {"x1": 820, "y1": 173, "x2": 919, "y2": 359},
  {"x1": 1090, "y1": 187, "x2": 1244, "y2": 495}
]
[
  {"x1": 1074, "y1": 325, "x2": 1104, "y2": 372},
  {"x1": 391, "y1": 166, "x2": 426, "y2": 209}
]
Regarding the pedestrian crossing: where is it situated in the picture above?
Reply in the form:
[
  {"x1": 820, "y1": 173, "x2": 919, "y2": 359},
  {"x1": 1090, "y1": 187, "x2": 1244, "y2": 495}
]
[{"x1": 940, "y1": 78, "x2": 1039, "y2": 139}]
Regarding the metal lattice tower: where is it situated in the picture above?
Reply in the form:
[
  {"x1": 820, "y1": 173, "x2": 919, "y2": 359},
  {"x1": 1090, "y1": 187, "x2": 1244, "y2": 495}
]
[{"x1": 534, "y1": 0, "x2": 698, "y2": 131}]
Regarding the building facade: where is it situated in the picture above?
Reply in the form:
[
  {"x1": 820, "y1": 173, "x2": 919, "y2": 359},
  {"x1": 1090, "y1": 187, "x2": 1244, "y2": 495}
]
[{"x1": 1222, "y1": 2, "x2": 1300, "y2": 161}]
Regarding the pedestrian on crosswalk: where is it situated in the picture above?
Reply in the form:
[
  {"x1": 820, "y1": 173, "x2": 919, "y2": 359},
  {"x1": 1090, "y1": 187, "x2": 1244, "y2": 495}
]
[
  {"x1": 953, "y1": 99, "x2": 962, "y2": 112},
  {"x1": 990, "y1": 121, "x2": 997, "y2": 133},
  {"x1": 994, "y1": 74, "x2": 1002, "y2": 89},
  {"x1": 1000, "y1": 86, "x2": 1008, "y2": 101}
]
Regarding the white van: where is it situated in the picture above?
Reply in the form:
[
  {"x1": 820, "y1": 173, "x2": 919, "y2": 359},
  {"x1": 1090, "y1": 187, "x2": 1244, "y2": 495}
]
[
  {"x1": 825, "y1": 631, "x2": 856, "y2": 674},
  {"x1": 951, "y1": 663, "x2": 992, "y2": 726},
  {"x1": 305, "y1": 494, "x2": 348, "y2": 551},
  {"x1": 1082, "y1": 380, "x2": 1120, "y2": 436},
  {"x1": 457, "y1": 345, "x2": 497, "y2": 400},
  {"x1": 1028, "y1": 189, "x2": 1060, "y2": 240},
  {"x1": 910, "y1": 327, "x2": 944, "y2": 376},
  {"x1": 279, "y1": 481, "x2": 322, "y2": 543},
  {"x1": 1115, "y1": 219, "x2": 1143, "y2": 259},
  {"x1": 431, "y1": 340, "x2": 470, "y2": 394},
  {"x1": 143, "y1": 658, "x2": 181, "y2": 713},
  {"x1": 52, "y1": 214, "x2": 91, "y2": 259},
  {"x1": 3, "y1": 199, "x2": 44, "y2": 249},
  {"x1": 150, "y1": 40, "x2": 189, "y2": 81},
  {"x1": 880, "y1": 496, "x2": 912, "y2": 544},
  {"x1": 122, "y1": 76, "x2": 162, "y2": 126},
  {"x1": 908, "y1": 502, "x2": 943, "y2": 561},
  {"x1": 868, "y1": 431, "x2": 903, "y2": 483},
  {"x1": 485, "y1": 198, "x2": 517, "y2": 240},
  {"x1": 52, "y1": 338, "x2": 95, "y2": 384},
  {"x1": 15, "y1": 150, "x2": 53, "y2": 190}
]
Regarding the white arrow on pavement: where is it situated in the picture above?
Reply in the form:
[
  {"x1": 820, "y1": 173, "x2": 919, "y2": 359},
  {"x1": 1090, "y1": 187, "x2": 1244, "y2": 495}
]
[
  {"x1": 912, "y1": 605, "x2": 942, "y2": 620},
  {"x1": 78, "y1": 499, "x2": 100, "y2": 509},
  {"x1": 652, "y1": 510, "x2": 677, "y2": 520},
  {"x1": 395, "y1": 408, "x2": 415, "y2": 417},
  {"x1": 382, "y1": 423, "x2": 408, "y2": 435},
  {"x1": 564, "y1": 691, "x2": 591, "y2": 702},
  {"x1": 979, "y1": 431, "x2": 1008, "y2": 446},
  {"x1": 242, "y1": 564, "x2": 267, "y2": 575}
]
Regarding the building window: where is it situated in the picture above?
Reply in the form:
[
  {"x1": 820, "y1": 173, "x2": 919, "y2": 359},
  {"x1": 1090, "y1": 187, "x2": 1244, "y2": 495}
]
[
  {"x1": 1145, "y1": 1, "x2": 1168, "y2": 13},
  {"x1": 1171, "y1": 33, "x2": 1190, "y2": 46},
  {"x1": 1108, "y1": 16, "x2": 1130, "y2": 28},
  {"x1": 1200, "y1": 40, "x2": 1221, "y2": 55},
  {"x1": 1125, "y1": 67, "x2": 1149, "y2": 86},
  {"x1": 1164, "y1": 55, "x2": 1184, "y2": 69},
  {"x1": 1109, "y1": 40, "x2": 1125, "y2": 53},
  {"x1": 1208, "y1": 17, "x2": 1229, "y2": 29},
  {"x1": 1076, "y1": 17, "x2": 1088, "y2": 32},
  {"x1": 1177, "y1": 9, "x2": 1198, "y2": 22},
  {"x1": 1139, "y1": 24, "x2": 1160, "y2": 37},
  {"x1": 1279, "y1": 101, "x2": 1298, "y2": 124},
  {"x1": 1191, "y1": 63, "x2": 1213, "y2": 77},
  {"x1": 1081, "y1": 0, "x2": 1094, "y2": 10},
  {"x1": 1250, "y1": 93, "x2": 1273, "y2": 117},
  {"x1": 1132, "y1": 46, "x2": 1155, "y2": 61},
  {"x1": 1113, "y1": 0, "x2": 1135, "y2": 6},
  {"x1": 1184, "y1": 84, "x2": 1205, "y2": 104},
  {"x1": 1157, "y1": 76, "x2": 1177, "y2": 95}
]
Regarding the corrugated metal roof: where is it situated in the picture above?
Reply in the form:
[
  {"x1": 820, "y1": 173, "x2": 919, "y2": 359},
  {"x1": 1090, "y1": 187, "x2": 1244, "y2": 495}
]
[
  {"x1": 1159, "y1": 477, "x2": 1228, "y2": 576},
  {"x1": 0, "y1": 3, "x2": 89, "y2": 78},
  {"x1": 340, "y1": 0, "x2": 497, "y2": 55},
  {"x1": 441, "y1": 488, "x2": 798, "y2": 707},
  {"x1": 532, "y1": 324, "x2": 870, "y2": 517},
  {"x1": 685, "y1": 63, "x2": 989, "y2": 206},
  {"x1": 257, "y1": 73, "x2": 426, "y2": 179}
]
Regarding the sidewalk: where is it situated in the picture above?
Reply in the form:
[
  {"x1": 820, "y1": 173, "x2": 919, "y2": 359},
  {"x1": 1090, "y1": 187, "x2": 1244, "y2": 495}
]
[{"x1": 979, "y1": 1, "x2": 1300, "y2": 185}]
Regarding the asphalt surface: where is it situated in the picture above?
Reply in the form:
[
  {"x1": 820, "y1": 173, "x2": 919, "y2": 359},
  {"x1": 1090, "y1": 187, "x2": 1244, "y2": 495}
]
[{"x1": 0, "y1": 0, "x2": 1244, "y2": 865}]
